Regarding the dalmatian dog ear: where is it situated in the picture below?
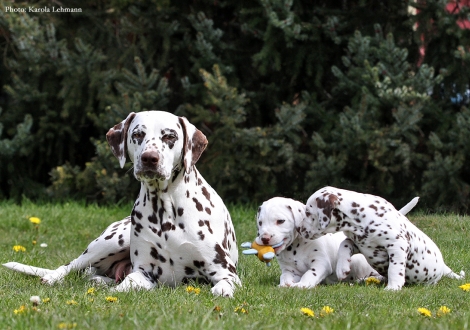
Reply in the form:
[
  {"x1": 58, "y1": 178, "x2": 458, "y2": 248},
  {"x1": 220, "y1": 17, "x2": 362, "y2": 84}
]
[
  {"x1": 178, "y1": 116, "x2": 208, "y2": 174},
  {"x1": 316, "y1": 193, "x2": 339, "y2": 230},
  {"x1": 287, "y1": 200, "x2": 306, "y2": 231},
  {"x1": 106, "y1": 112, "x2": 136, "y2": 168}
]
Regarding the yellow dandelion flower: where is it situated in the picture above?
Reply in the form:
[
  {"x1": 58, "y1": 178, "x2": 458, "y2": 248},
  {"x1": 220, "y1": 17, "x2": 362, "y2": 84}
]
[
  {"x1": 301, "y1": 307, "x2": 315, "y2": 317},
  {"x1": 32, "y1": 240, "x2": 37, "y2": 245},
  {"x1": 105, "y1": 296, "x2": 118, "y2": 302},
  {"x1": 365, "y1": 277, "x2": 381, "y2": 285},
  {"x1": 459, "y1": 283, "x2": 470, "y2": 292},
  {"x1": 57, "y1": 322, "x2": 77, "y2": 329},
  {"x1": 234, "y1": 306, "x2": 248, "y2": 314},
  {"x1": 66, "y1": 300, "x2": 78, "y2": 305},
  {"x1": 418, "y1": 308, "x2": 432, "y2": 317},
  {"x1": 14, "y1": 305, "x2": 27, "y2": 314},
  {"x1": 87, "y1": 288, "x2": 96, "y2": 295},
  {"x1": 320, "y1": 306, "x2": 334, "y2": 317},
  {"x1": 13, "y1": 245, "x2": 26, "y2": 252},
  {"x1": 42, "y1": 298, "x2": 51, "y2": 303},
  {"x1": 29, "y1": 217, "x2": 41, "y2": 224},
  {"x1": 185, "y1": 286, "x2": 200, "y2": 294},
  {"x1": 234, "y1": 302, "x2": 249, "y2": 314},
  {"x1": 437, "y1": 306, "x2": 451, "y2": 317}
]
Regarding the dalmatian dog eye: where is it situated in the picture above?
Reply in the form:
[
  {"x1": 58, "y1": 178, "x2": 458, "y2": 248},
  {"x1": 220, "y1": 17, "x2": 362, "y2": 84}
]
[
  {"x1": 276, "y1": 220, "x2": 285, "y2": 225},
  {"x1": 162, "y1": 133, "x2": 176, "y2": 141},
  {"x1": 132, "y1": 131, "x2": 145, "y2": 141}
]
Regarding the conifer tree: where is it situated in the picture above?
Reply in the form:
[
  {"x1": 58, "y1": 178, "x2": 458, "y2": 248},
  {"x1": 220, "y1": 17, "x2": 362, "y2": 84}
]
[{"x1": 306, "y1": 27, "x2": 442, "y2": 205}]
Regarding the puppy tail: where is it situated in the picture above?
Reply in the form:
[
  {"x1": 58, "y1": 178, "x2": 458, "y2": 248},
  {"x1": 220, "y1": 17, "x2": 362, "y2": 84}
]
[
  {"x1": 398, "y1": 197, "x2": 419, "y2": 215},
  {"x1": 3, "y1": 262, "x2": 54, "y2": 277}
]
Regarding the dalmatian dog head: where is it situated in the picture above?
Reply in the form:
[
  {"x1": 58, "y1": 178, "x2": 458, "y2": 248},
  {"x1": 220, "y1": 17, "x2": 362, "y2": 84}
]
[
  {"x1": 302, "y1": 190, "x2": 340, "y2": 240},
  {"x1": 106, "y1": 111, "x2": 208, "y2": 182},
  {"x1": 255, "y1": 197, "x2": 306, "y2": 254}
]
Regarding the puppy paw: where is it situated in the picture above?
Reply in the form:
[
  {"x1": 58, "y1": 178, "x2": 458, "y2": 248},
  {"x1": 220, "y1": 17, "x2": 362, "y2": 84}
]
[
  {"x1": 384, "y1": 284, "x2": 402, "y2": 291},
  {"x1": 278, "y1": 281, "x2": 294, "y2": 287},
  {"x1": 290, "y1": 282, "x2": 315, "y2": 289},
  {"x1": 336, "y1": 259, "x2": 352, "y2": 281}
]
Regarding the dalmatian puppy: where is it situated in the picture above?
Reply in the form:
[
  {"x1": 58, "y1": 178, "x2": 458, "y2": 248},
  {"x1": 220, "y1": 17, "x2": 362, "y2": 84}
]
[
  {"x1": 301, "y1": 186, "x2": 465, "y2": 290},
  {"x1": 4, "y1": 111, "x2": 240, "y2": 297},
  {"x1": 256, "y1": 197, "x2": 417, "y2": 288}
]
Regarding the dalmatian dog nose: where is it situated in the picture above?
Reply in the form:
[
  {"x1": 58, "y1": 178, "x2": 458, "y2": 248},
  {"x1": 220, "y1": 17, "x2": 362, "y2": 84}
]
[
  {"x1": 141, "y1": 151, "x2": 159, "y2": 166},
  {"x1": 261, "y1": 237, "x2": 270, "y2": 245}
]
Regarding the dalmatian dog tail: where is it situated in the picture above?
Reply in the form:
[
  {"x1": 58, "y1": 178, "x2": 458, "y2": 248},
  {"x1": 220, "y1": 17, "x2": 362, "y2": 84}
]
[
  {"x1": 398, "y1": 197, "x2": 419, "y2": 215},
  {"x1": 3, "y1": 262, "x2": 54, "y2": 277},
  {"x1": 444, "y1": 266, "x2": 465, "y2": 280}
]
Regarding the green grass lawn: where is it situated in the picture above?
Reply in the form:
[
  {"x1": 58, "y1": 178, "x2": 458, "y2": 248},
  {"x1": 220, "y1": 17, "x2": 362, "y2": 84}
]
[{"x1": 1, "y1": 200, "x2": 470, "y2": 329}]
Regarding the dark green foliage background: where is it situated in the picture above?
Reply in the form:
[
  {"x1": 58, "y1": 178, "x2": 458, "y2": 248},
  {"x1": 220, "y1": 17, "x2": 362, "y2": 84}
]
[{"x1": 1, "y1": 0, "x2": 470, "y2": 211}]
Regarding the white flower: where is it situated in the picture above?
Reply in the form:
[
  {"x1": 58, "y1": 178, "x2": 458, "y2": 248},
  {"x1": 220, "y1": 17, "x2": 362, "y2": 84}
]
[
  {"x1": 40, "y1": 243, "x2": 48, "y2": 248},
  {"x1": 30, "y1": 296, "x2": 41, "y2": 306}
]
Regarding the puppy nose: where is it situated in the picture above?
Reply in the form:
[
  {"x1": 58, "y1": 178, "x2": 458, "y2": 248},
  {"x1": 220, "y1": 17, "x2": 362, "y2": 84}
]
[
  {"x1": 141, "y1": 151, "x2": 159, "y2": 166},
  {"x1": 261, "y1": 237, "x2": 270, "y2": 245}
]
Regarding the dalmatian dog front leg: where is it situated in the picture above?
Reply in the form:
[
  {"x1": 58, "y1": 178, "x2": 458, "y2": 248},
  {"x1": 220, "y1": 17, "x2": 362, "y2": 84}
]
[
  {"x1": 336, "y1": 238, "x2": 360, "y2": 281},
  {"x1": 289, "y1": 258, "x2": 334, "y2": 289},
  {"x1": 384, "y1": 244, "x2": 408, "y2": 290}
]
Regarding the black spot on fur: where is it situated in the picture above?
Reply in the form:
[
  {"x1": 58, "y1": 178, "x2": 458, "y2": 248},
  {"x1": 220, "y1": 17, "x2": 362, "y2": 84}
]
[
  {"x1": 148, "y1": 213, "x2": 158, "y2": 224},
  {"x1": 150, "y1": 247, "x2": 159, "y2": 260},
  {"x1": 194, "y1": 260, "x2": 205, "y2": 268},
  {"x1": 213, "y1": 243, "x2": 228, "y2": 269},
  {"x1": 105, "y1": 232, "x2": 116, "y2": 240},
  {"x1": 192, "y1": 198, "x2": 203, "y2": 211},
  {"x1": 178, "y1": 207, "x2": 184, "y2": 217}
]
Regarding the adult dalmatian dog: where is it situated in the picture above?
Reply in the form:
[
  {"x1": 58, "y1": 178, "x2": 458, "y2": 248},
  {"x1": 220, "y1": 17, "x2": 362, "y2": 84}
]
[
  {"x1": 255, "y1": 196, "x2": 418, "y2": 288},
  {"x1": 300, "y1": 186, "x2": 465, "y2": 290},
  {"x1": 4, "y1": 111, "x2": 240, "y2": 297}
]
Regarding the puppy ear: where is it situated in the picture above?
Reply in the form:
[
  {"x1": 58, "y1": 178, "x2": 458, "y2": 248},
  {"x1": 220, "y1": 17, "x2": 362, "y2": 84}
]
[
  {"x1": 316, "y1": 193, "x2": 339, "y2": 230},
  {"x1": 178, "y1": 116, "x2": 208, "y2": 174},
  {"x1": 287, "y1": 200, "x2": 306, "y2": 231},
  {"x1": 106, "y1": 112, "x2": 136, "y2": 168}
]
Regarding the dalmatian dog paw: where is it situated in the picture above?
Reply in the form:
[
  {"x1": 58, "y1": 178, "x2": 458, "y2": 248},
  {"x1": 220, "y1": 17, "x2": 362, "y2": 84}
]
[
  {"x1": 336, "y1": 257, "x2": 352, "y2": 282},
  {"x1": 211, "y1": 280, "x2": 236, "y2": 297},
  {"x1": 384, "y1": 284, "x2": 402, "y2": 291},
  {"x1": 112, "y1": 272, "x2": 155, "y2": 292}
]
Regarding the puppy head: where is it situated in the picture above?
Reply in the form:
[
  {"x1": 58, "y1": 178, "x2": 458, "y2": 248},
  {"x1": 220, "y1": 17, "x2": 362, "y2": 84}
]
[
  {"x1": 106, "y1": 111, "x2": 207, "y2": 182},
  {"x1": 302, "y1": 187, "x2": 340, "y2": 239},
  {"x1": 255, "y1": 197, "x2": 306, "y2": 254}
]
